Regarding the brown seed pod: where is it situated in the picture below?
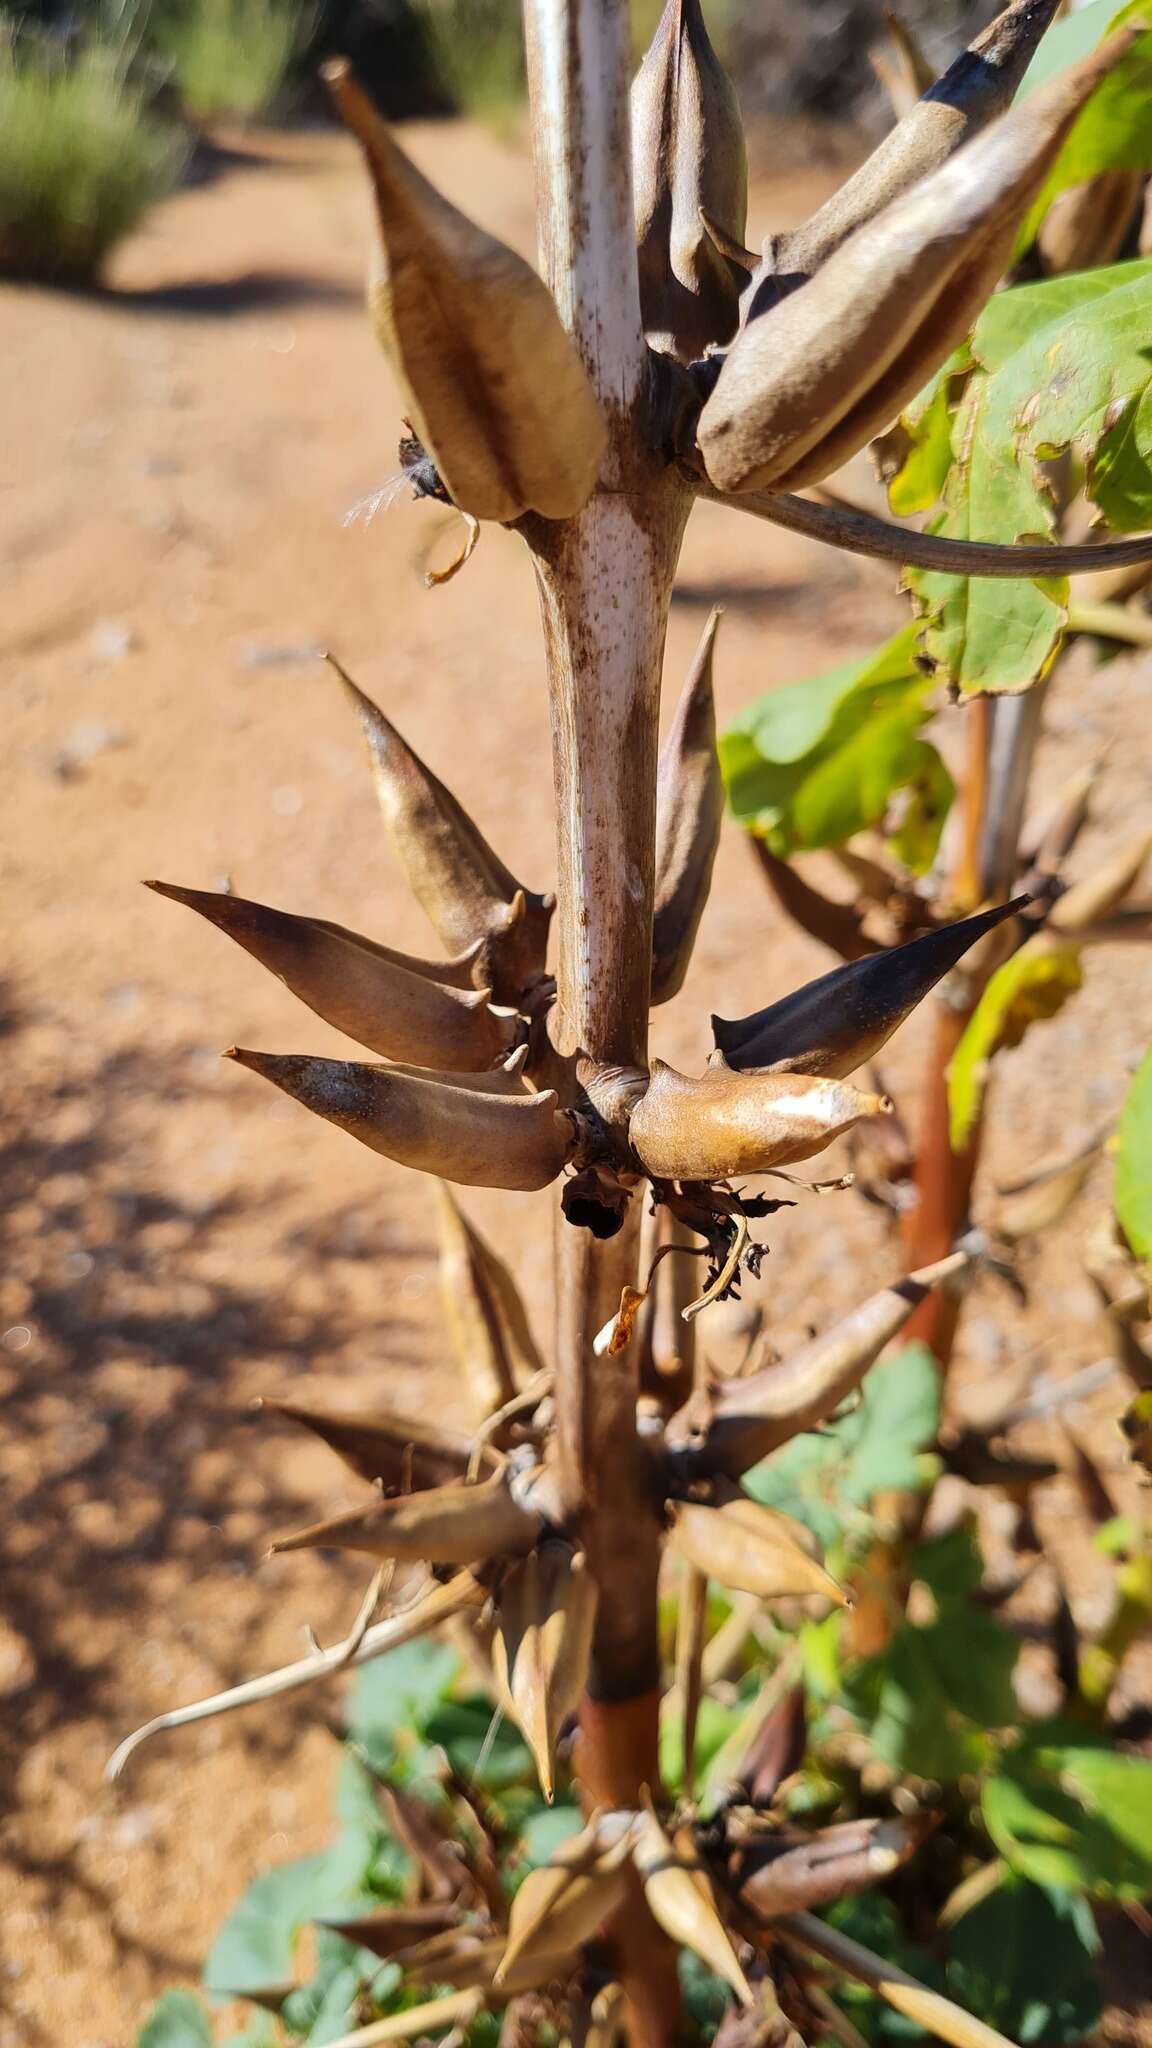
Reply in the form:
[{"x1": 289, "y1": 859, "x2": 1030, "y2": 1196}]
[
  {"x1": 712, "y1": 898, "x2": 1026, "y2": 1078},
  {"x1": 147, "y1": 882, "x2": 516, "y2": 1071},
  {"x1": 628, "y1": 1060, "x2": 889, "y2": 1181},
  {"x1": 496, "y1": 1813, "x2": 638, "y2": 1987},
  {"x1": 337, "y1": 663, "x2": 552, "y2": 1003},
  {"x1": 632, "y1": 1809, "x2": 752, "y2": 2003},
  {"x1": 733, "y1": 1814, "x2": 932, "y2": 1919},
  {"x1": 1048, "y1": 830, "x2": 1152, "y2": 936},
  {"x1": 632, "y1": 0, "x2": 748, "y2": 362},
  {"x1": 492, "y1": 1544, "x2": 598, "y2": 1800},
  {"x1": 671, "y1": 1250, "x2": 969, "y2": 1474},
  {"x1": 652, "y1": 609, "x2": 724, "y2": 1005},
  {"x1": 269, "y1": 1466, "x2": 542, "y2": 1562},
  {"x1": 698, "y1": 30, "x2": 1135, "y2": 494},
  {"x1": 324, "y1": 63, "x2": 606, "y2": 523},
  {"x1": 668, "y1": 1498, "x2": 846, "y2": 1606},
  {"x1": 1038, "y1": 168, "x2": 1144, "y2": 276},
  {"x1": 226, "y1": 1050, "x2": 574, "y2": 1191},
  {"x1": 436, "y1": 1181, "x2": 546, "y2": 1415},
  {"x1": 261, "y1": 1398, "x2": 484, "y2": 1489}
]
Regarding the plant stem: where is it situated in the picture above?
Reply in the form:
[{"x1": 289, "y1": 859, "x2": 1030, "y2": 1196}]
[{"x1": 521, "y1": 0, "x2": 690, "y2": 2034}]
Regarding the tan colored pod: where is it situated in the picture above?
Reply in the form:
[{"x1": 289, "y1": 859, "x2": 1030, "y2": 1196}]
[
  {"x1": 632, "y1": 0, "x2": 748, "y2": 361},
  {"x1": 632, "y1": 1810, "x2": 752, "y2": 2004},
  {"x1": 1038, "y1": 167, "x2": 1144, "y2": 276},
  {"x1": 337, "y1": 663, "x2": 552, "y2": 1002},
  {"x1": 263, "y1": 1398, "x2": 484, "y2": 1489},
  {"x1": 699, "y1": 30, "x2": 1134, "y2": 494},
  {"x1": 492, "y1": 1544, "x2": 598, "y2": 1800},
  {"x1": 497, "y1": 1814, "x2": 637, "y2": 1986},
  {"x1": 1048, "y1": 829, "x2": 1152, "y2": 936},
  {"x1": 325, "y1": 62, "x2": 605, "y2": 523},
  {"x1": 147, "y1": 881, "x2": 515, "y2": 1070},
  {"x1": 270, "y1": 1466, "x2": 541, "y2": 1562},
  {"x1": 226, "y1": 1049, "x2": 574, "y2": 1191},
  {"x1": 628, "y1": 1059, "x2": 889, "y2": 1181},
  {"x1": 652, "y1": 609, "x2": 724, "y2": 1004},
  {"x1": 668, "y1": 1498, "x2": 846, "y2": 1606},
  {"x1": 436, "y1": 1181, "x2": 545, "y2": 1414}
]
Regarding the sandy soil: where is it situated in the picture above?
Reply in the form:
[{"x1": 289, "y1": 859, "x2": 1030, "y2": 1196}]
[{"x1": 2, "y1": 123, "x2": 1150, "y2": 2046}]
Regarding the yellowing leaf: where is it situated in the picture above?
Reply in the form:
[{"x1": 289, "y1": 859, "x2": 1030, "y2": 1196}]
[{"x1": 947, "y1": 937, "x2": 1083, "y2": 1149}]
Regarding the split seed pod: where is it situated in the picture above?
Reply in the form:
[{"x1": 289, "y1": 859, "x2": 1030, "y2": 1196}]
[
  {"x1": 699, "y1": 30, "x2": 1134, "y2": 493},
  {"x1": 436, "y1": 1182, "x2": 545, "y2": 1414},
  {"x1": 270, "y1": 1467, "x2": 541, "y2": 1562},
  {"x1": 772, "y1": 0, "x2": 1063, "y2": 282},
  {"x1": 668, "y1": 1497, "x2": 846, "y2": 1606},
  {"x1": 632, "y1": 1810, "x2": 752, "y2": 2004},
  {"x1": 712, "y1": 898, "x2": 1026, "y2": 1078},
  {"x1": 492, "y1": 1544, "x2": 598, "y2": 1799},
  {"x1": 652, "y1": 609, "x2": 724, "y2": 1004},
  {"x1": 632, "y1": 0, "x2": 748, "y2": 361},
  {"x1": 338, "y1": 665, "x2": 552, "y2": 1003},
  {"x1": 671, "y1": 1250, "x2": 969, "y2": 1474},
  {"x1": 628, "y1": 1060, "x2": 889, "y2": 1181},
  {"x1": 325, "y1": 63, "x2": 605, "y2": 522},
  {"x1": 226, "y1": 1050, "x2": 574, "y2": 1191},
  {"x1": 148, "y1": 883, "x2": 515, "y2": 1071},
  {"x1": 496, "y1": 1814, "x2": 637, "y2": 1987}
]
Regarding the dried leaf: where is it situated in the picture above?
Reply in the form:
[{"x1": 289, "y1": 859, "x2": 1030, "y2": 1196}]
[
  {"x1": 652, "y1": 608, "x2": 725, "y2": 1003},
  {"x1": 325, "y1": 63, "x2": 606, "y2": 522},
  {"x1": 269, "y1": 1468, "x2": 541, "y2": 1563},
  {"x1": 226, "y1": 1049, "x2": 573, "y2": 1191},
  {"x1": 146, "y1": 883, "x2": 512, "y2": 1069},
  {"x1": 628, "y1": 1061, "x2": 890, "y2": 1181},
  {"x1": 632, "y1": 0, "x2": 748, "y2": 362},
  {"x1": 712, "y1": 899, "x2": 1025, "y2": 1079},
  {"x1": 492, "y1": 1544, "x2": 598, "y2": 1799},
  {"x1": 672, "y1": 1251, "x2": 968, "y2": 1474},
  {"x1": 668, "y1": 1497, "x2": 847, "y2": 1606},
  {"x1": 261, "y1": 1399, "x2": 482, "y2": 1488},
  {"x1": 699, "y1": 30, "x2": 1134, "y2": 493},
  {"x1": 336, "y1": 661, "x2": 552, "y2": 1002},
  {"x1": 437, "y1": 1182, "x2": 545, "y2": 1415},
  {"x1": 632, "y1": 1809, "x2": 752, "y2": 2003}
]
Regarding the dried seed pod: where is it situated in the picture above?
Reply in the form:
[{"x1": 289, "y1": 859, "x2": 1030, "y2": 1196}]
[
  {"x1": 770, "y1": 0, "x2": 1062, "y2": 281},
  {"x1": 401, "y1": 1928, "x2": 576, "y2": 1995},
  {"x1": 1048, "y1": 830, "x2": 1152, "y2": 936},
  {"x1": 1038, "y1": 168, "x2": 1144, "y2": 276},
  {"x1": 734, "y1": 1814, "x2": 931, "y2": 1918},
  {"x1": 496, "y1": 1814, "x2": 637, "y2": 1986},
  {"x1": 668, "y1": 1498, "x2": 846, "y2": 1606},
  {"x1": 338, "y1": 664, "x2": 552, "y2": 1003},
  {"x1": 147, "y1": 882, "x2": 516, "y2": 1071},
  {"x1": 628, "y1": 1059, "x2": 890, "y2": 1181},
  {"x1": 652, "y1": 609, "x2": 724, "y2": 1004},
  {"x1": 712, "y1": 898, "x2": 1026, "y2": 1078},
  {"x1": 632, "y1": 0, "x2": 748, "y2": 361},
  {"x1": 492, "y1": 1544, "x2": 598, "y2": 1800},
  {"x1": 324, "y1": 64, "x2": 606, "y2": 522},
  {"x1": 749, "y1": 841, "x2": 880, "y2": 962},
  {"x1": 270, "y1": 1467, "x2": 542, "y2": 1562},
  {"x1": 436, "y1": 1182, "x2": 546, "y2": 1413},
  {"x1": 226, "y1": 1050, "x2": 573, "y2": 1191},
  {"x1": 699, "y1": 31, "x2": 1134, "y2": 494},
  {"x1": 262, "y1": 1398, "x2": 484, "y2": 1489},
  {"x1": 672, "y1": 1250, "x2": 969, "y2": 1474},
  {"x1": 317, "y1": 1904, "x2": 462, "y2": 1960},
  {"x1": 632, "y1": 1809, "x2": 752, "y2": 2003}
]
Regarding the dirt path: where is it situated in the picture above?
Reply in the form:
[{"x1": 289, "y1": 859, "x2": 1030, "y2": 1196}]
[{"x1": 2, "y1": 124, "x2": 1150, "y2": 2045}]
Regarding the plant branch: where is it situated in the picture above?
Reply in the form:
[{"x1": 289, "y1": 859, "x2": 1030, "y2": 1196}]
[{"x1": 780, "y1": 1913, "x2": 1019, "y2": 2048}]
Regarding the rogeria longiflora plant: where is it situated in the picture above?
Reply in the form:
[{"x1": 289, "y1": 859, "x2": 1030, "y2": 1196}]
[{"x1": 115, "y1": 1, "x2": 1152, "y2": 2042}]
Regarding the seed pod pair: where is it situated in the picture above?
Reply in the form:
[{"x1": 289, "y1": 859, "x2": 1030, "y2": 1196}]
[
  {"x1": 652, "y1": 610, "x2": 724, "y2": 1004},
  {"x1": 712, "y1": 898, "x2": 1026, "y2": 1079},
  {"x1": 338, "y1": 665, "x2": 553, "y2": 1005},
  {"x1": 436, "y1": 1182, "x2": 545, "y2": 1414},
  {"x1": 227, "y1": 1049, "x2": 574, "y2": 1191},
  {"x1": 698, "y1": 30, "x2": 1133, "y2": 494},
  {"x1": 324, "y1": 64, "x2": 605, "y2": 523},
  {"x1": 668, "y1": 1495, "x2": 846, "y2": 1606},
  {"x1": 632, "y1": 1808, "x2": 752, "y2": 2003},
  {"x1": 492, "y1": 1544, "x2": 598, "y2": 1799},
  {"x1": 147, "y1": 882, "x2": 516, "y2": 1072},
  {"x1": 628, "y1": 1060, "x2": 889, "y2": 1182},
  {"x1": 632, "y1": 0, "x2": 748, "y2": 362},
  {"x1": 270, "y1": 1465, "x2": 542, "y2": 1563},
  {"x1": 496, "y1": 1812, "x2": 638, "y2": 1988}
]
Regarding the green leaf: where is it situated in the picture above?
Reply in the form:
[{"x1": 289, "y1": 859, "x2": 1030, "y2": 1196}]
[
  {"x1": 518, "y1": 1804, "x2": 583, "y2": 1866},
  {"x1": 857, "y1": 1608, "x2": 1017, "y2": 1782},
  {"x1": 1115, "y1": 1044, "x2": 1152, "y2": 1260},
  {"x1": 945, "y1": 1877, "x2": 1102, "y2": 2045},
  {"x1": 422, "y1": 1694, "x2": 535, "y2": 1790},
  {"x1": 138, "y1": 1991, "x2": 213, "y2": 2048},
  {"x1": 825, "y1": 1896, "x2": 943, "y2": 2046},
  {"x1": 1017, "y1": 0, "x2": 1152, "y2": 251},
  {"x1": 347, "y1": 1637, "x2": 461, "y2": 1774},
  {"x1": 203, "y1": 1828, "x2": 378, "y2": 2003},
  {"x1": 909, "y1": 1521, "x2": 985, "y2": 1606},
  {"x1": 721, "y1": 629, "x2": 952, "y2": 866},
  {"x1": 947, "y1": 937, "x2": 1083, "y2": 1150},
  {"x1": 984, "y1": 1737, "x2": 1152, "y2": 1899}
]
